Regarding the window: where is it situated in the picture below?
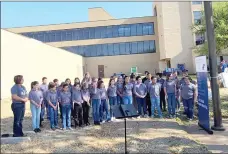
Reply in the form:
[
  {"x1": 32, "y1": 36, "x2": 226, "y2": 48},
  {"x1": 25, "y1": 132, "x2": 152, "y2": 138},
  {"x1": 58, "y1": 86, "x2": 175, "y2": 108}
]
[
  {"x1": 124, "y1": 25, "x2": 131, "y2": 37},
  {"x1": 112, "y1": 25, "x2": 119, "y2": 37},
  {"x1": 195, "y1": 33, "x2": 205, "y2": 45},
  {"x1": 143, "y1": 41, "x2": 150, "y2": 53},
  {"x1": 61, "y1": 31, "x2": 67, "y2": 41},
  {"x1": 49, "y1": 32, "x2": 56, "y2": 42},
  {"x1": 95, "y1": 27, "x2": 101, "y2": 39},
  {"x1": 44, "y1": 32, "x2": 50, "y2": 42},
  {"x1": 84, "y1": 46, "x2": 90, "y2": 57},
  {"x1": 193, "y1": 11, "x2": 202, "y2": 24},
  {"x1": 108, "y1": 44, "x2": 114, "y2": 56},
  {"x1": 125, "y1": 42, "x2": 131, "y2": 55},
  {"x1": 106, "y1": 26, "x2": 113, "y2": 38},
  {"x1": 192, "y1": 1, "x2": 202, "y2": 5},
  {"x1": 73, "y1": 29, "x2": 79, "y2": 40},
  {"x1": 119, "y1": 43, "x2": 126, "y2": 55},
  {"x1": 136, "y1": 23, "x2": 143, "y2": 36},
  {"x1": 100, "y1": 26, "x2": 107, "y2": 38},
  {"x1": 102, "y1": 44, "x2": 108, "y2": 56},
  {"x1": 83, "y1": 28, "x2": 90, "y2": 40},
  {"x1": 118, "y1": 25, "x2": 125, "y2": 37},
  {"x1": 130, "y1": 24, "x2": 137, "y2": 36},
  {"x1": 89, "y1": 28, "x2": 95, "y2": 39},
  {"x1": 66, "y1": 31, "x2": 73, "y2": 41},
  {"x1": 143, "y1": 23, "x2": 150, "y2": 35},
  {"x1": 131, "y1": 42, "x2": 138, "y2": 54},
  {"x1": 37, "y1": 33, "x2": 45, "y2": 42},
  {"x1": 55, "y1": 31, "x2": 61, "y2": 41},
  {"x1": 149, "y1": 40, "x2": 156, "y2": 52},
  {"x1": 96, "y1": 44, "x2": 102, "y2": 56},
  {"x1": 90, "y1": 45, "x2": 96, "y2": 57},
  {"x1": 137, "y1": 41, "x2": 144, "y2": 53},
  {"x1": 113, "y1": 43, "x2": 120, "y2": 55}
]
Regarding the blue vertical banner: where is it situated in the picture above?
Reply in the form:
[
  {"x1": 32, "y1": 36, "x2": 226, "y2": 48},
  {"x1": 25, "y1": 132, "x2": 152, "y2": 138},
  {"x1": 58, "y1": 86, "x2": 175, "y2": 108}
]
[{"x1": 195, "y1": 56, "x2": 213, "y2": 134}]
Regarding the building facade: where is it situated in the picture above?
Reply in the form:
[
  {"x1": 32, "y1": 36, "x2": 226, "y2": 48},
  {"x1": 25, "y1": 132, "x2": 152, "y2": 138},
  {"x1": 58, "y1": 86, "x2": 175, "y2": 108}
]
[{"x1": 6, "y1": 2, "x2": 203, "y2": 77}]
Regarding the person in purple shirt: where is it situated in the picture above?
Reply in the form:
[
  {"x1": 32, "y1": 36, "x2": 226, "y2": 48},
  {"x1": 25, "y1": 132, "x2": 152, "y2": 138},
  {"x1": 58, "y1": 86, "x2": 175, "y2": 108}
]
[
  {"x1": 29, "y1": 81, "x2": 43, "y2": 133},
  {"x1": 107, "y1": 78, "x2": 117, "y2": 121},
  {"x1": 98, "y1": 81, "x2": 110, "y2": 123},
  {"x1": 57, "y1": 82, "x2": 65, "y2": 122},
  {"x1": 74, "y1": 77, "x2": 80, "y2": 85},
  {"x1": 90, "y1": 81, "x2": 101, "y2": 125},
  {"x1": 81, "y1": 83, "x2": 91, "y2": 126},
  {"x1": 116, "y1": 76, "x2": 124, "y2": 105},
  {"x1": 59, "y1": 83, "x2": 72, "y2": 130},
  {"x1": 130, "y1": 74, "x2": 138, "y2": 110},
  {"x1": 164, "y1": 74, "x2": 177, "y2": 118},
  {"x1": 156, "y1": 73, "x2": 166, "y2": 112},
  {"x1": 39, "y1": 77, "x2": 49, "y2": 124},
  {"x1": 122, "y1": 76, "x2": 134, "y2": 105},
  {"x1": 148, "y1": 76, "x2": 162, "y2": 118},
  {"x1": 144, "y1": 73, "x2": 152, "y2": 117},
  {"x1": 11, "y1": 75, "x2": 28, "y2": 137},
  {"x1": 72, "y1": 83, "x2": 84, "y2": 127},
  {"x1": 65, "y1": 78, "x2": 72, "y2": 93},
  {"x1": 46, "y1": 82, "x2": 59, "y2": 131},
  {"x1": 53, "y1": 79, "x2": 59, "y2": 88},
  {"x1": 134, "y1": 76, "x2": 147, "y2": 118}
]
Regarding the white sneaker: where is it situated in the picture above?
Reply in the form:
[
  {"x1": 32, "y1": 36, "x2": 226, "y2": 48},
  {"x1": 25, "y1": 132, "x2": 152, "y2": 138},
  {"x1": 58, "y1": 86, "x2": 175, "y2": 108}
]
[
  {"x1": 144, "y1": 114, "x2": 149, "y2": 118},
  {"x1": 137, "y1": 116, "x2": 141, "y2": 119}
]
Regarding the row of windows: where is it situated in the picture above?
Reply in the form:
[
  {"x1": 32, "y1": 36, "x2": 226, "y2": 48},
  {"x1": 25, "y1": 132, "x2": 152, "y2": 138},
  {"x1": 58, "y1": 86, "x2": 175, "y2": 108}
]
[
  {"x1": 192, "y1": 1, "x2": 202, "y2": 5},
  {"x1": 62, "y1": 40, "x2": 156, "y2": 57},
  {"x1": 21, "y1": 22, "x2": 155, "y2": 43}
]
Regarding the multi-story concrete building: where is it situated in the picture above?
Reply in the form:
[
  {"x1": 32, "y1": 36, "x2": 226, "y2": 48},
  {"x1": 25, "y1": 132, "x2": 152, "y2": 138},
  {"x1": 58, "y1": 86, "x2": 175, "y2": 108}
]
[{"x1": 6, "y1": 2, "x2": 204, "y2": 78}]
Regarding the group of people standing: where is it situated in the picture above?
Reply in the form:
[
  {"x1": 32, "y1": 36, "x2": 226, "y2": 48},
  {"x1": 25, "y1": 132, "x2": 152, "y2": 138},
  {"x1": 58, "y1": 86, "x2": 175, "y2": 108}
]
[{"x1": 10, "y1": 70, "x2": 197, "y2": 137}]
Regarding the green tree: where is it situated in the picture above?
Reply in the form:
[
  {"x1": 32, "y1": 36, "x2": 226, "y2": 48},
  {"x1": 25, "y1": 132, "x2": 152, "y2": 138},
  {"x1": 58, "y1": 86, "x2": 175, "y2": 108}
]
[{"x1": 192, "y1": 2, "x2": 228, "y2": 56}]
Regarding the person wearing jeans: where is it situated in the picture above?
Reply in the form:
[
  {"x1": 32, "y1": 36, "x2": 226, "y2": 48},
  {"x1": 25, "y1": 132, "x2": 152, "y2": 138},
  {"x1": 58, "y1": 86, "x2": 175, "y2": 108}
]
[
  {"x1": 59, "y1": 83, "x2": 72, "y2": 130},
  {"x1": 90, "y1": 81, "x2": 101, "y2": 125},
  {"x1": 72, "y1": 83, "x2": 84, "y2": 127},
  {"x1": 144, "y1": 73, "x2": 152, "y2": 117},
  {"x1": 134, "y1": 76, "x2": 147, "y2": 118},
  {"x1": 179, "y1": 71, "x2": 188, "y2": 114},
  {"x1": 107, "y1": 78, "x2": 117, "y2": 121},
  {"x1": 148, "y1": 76, "x2": 162, "y2": 118},
  {"x1": 180, "y1": 76, "x2": 197, "y2": 120},
  {"x1": 156, "y1": 73, "x2": 166, "y2": 112},
  {"x1": 164, "y1": 74, "x2": 177, "y2": 118},
  {"x1": 11, "y1": 75, "x2": 28, "y2": 137},
  {"x1": 81, "y1": 83, "x2": 91, "y2": 126},
  {"x1": 29, "y1": 81, "x2": 43, "y2": 133},
  {"x1": 122, "y1": 76, "x2": 134, "y2": 105},
  {"x1": 46, "y1": 82, "x2": 59, "y2": 131},
  {"x1": 98, "y1": 81, "x2": 110, "y2": 123}
]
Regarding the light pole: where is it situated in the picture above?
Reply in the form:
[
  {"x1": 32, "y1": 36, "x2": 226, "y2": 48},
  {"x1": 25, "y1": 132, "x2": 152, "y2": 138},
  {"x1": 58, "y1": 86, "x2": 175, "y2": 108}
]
[{"x1": 204, "y1": 1, "x2": 225, "y2": 131}]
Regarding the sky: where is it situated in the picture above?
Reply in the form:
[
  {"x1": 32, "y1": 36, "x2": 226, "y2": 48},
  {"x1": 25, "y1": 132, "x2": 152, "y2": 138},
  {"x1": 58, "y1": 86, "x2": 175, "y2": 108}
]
[{"x1": 1, "y1": 2, "x2": 153, "y2": 28}]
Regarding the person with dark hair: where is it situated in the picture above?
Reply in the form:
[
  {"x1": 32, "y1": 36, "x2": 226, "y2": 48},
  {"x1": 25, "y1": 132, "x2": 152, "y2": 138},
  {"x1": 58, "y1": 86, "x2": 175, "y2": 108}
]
[
  {"x1": 156, "y1": 73, "x2": 166, "y2": 111},
  {"x1": 57, "y1": 82, "x2": 65, "y2": 122},
  {"x1": 90, "y1": 80, "x2": 101, "y2": 125},
  {"x1": 81, "y1": 83, "x2": 91, "y2": 126},
  {"x1": 98, "y1": 77, "x2": 103, "y2": 82},
  {"x1": 130, "y1": 75, "x2": 137, "y2": 110},
  {"x1": 164, "y1": 74, "x2": 177, "y2": 118},
  {"x1": 72, "y1": 83, "x2": 83, "y2": 127},
  {"x1": 65, "y1": 78, "x2": 72, "y2": 93},
  {"x1": 180, "y1": 76, "x2": 197, "y2": 121},
  {"x1": 142, "y1": 71, "x2": 149, "y2": 83},
  {"x1": 53, "y1": 79, "x2": 59, "y2": 87},
  {"x1": 46, "y1": 82, "x2": 59, "y2": 131},
  {"x1": 98, "y1": 81, "x2": 110, "y2": 123},
  {"x1": 107, "y1": 78, "x2": 117, "y2": 121},
  {"x1": 59, "y1": 84, "x2": 72, "y2": 130},
  {"x1": 74, "y1": 77, "x2": 80, "y2": 85},
  {"x1": 148, "y1": 76, "x2": 162, "y2": 118},
  {"x1": 29, "y1": 81, "x2": 43, "y2": 133},
  {"x1": 134, "y1": 76, "x2": 147, "y2": 118},
  {"x1": 116, "y1": 76, "x2": 124, "y2": 105},
  {"x1": 82, "y1": 72, "x2": 92, "y2": 85},
  {"x1": 40, "y1": 77, "x2": 49, "y2": 124},
  {"x1": 172, "y1": 71, "x2": 181, "y2": 114},
  {"x1": 122, "y1": 76, "x2": 134, "y2": 105},
  {"x1": 144, "y1": 73, "x2": 152, "y2": 117},
  {"x1": 179, "y1": 71, "x2": 188, "y2": 114},
  {"x1": 11, "y1": 75, "x2": 28, "y2": 137}
]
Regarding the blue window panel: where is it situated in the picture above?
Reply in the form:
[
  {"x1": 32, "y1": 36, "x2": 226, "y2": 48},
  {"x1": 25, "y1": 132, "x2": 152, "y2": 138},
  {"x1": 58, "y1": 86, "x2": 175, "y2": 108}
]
[
  {"x1": 66, "y1": 31, "x2": 73, "y2": 41},
  {"x1": 95, "y1": 27, "x2": 101, "y2": 39},
  {"x1": 78, "y1": 46, "x2": 84, "y2": 56},
  {"x1": 130, "y1": 24, "x2": 137, "y2": 36},
  {"x1": 100, "y1": 26, "x2": 107, "y2": 38},
  {"x1": 125, "y1": 42, "x2": 131, "y2": 55},
  {"x1": 33, "y1": 34, "x2": 39, "y2": 40},
  {"x1": 149, "y1": 40, "x2": 156, "y2": 52},
  {"x1": 143, "y1": 41, "x2": 150, "y2": 53},
  {"x1": 137, "y1": 41, "x2": 144, "y2": 53},
  {"x1": 192, "y1": 1, "x2": 202, "y2": 5},
  {"x1": 118, "y1": 25, "x2": 125, "y2": 37},
  {"x1": 27, "y1": 33, "x2": 34, "y2": 38},
  {"x1": 84, "y1": 46, "x2": 89, "y2": 57},
  {"x1": 72, "y1": 29, "x2": 79, "y2": 40},
  {"x1": 37, "y1": 33, "x2": 44, "y2": 42},
  {"x1": 61, "y1": 31, "x2": 67, "y2": 41},
  {"x1": 55, "y1": 31, "x2": 61, "y2": 41},
  {"x1": 44, "y1": 32, "x2": 50, "y2": 42},
  {"x1": 108, "y1": 44, "x2": 114, "y2": 56},
  {"x1": 78, "y1": 29, "x2": 83, "y2": 40},
  {"x1": 124, "y1": 25, "x2": 131, "y2": 37},
  {"x1": 149, "y1": 23, "x2": 155, "y2": 35},
  {"x1": 119, "y1": 43, "x2": 126, "y2": 55},
  {"x1": 131, "y1": 42, "x2": 138, "y2": 54},
  {"x1": 89, "y1": 28, "x2": 95, "y2": 39},
  {"x1": 83, "y1": 28, "x2": 90, "y2": 40},
  {"x1": 90, "y1": 45, "x2": 96, "y2": 57},
  {"x1": 193, "y1": 11, "x2": 202, "y2": 24},
  {"x1": 96, "y1": 44, "x2": 102, "y2": 56},
  {"x1": 112, "y1": 25, "x2": 119, "y2": 37},
  {"x1": 113, "y1": 43, "x2": 120, "y2": 55},
  {"x1": 102, "y1": 44, "x2": 108, "y2": 56},
  {"x1": 107, "y1": 26, "x2": 113, "y2": 38},
  {"x1": 136, "y1": 23, "x2": 143, "y2": 36},
  {"x1": 143, "y1": 23, "x2": 153, "y2": 35}
]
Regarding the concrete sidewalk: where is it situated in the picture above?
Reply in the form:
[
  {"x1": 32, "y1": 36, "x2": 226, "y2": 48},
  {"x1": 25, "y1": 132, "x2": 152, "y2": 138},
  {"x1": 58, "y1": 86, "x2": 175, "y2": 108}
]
[{"x1": 184, "y1": 119, "x2": 228, "y2": 153}]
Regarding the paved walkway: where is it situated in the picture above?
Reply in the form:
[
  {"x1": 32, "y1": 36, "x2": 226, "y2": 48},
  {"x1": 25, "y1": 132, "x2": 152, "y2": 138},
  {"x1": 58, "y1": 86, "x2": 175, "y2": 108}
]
[{"x1": 184, "y1": 119, "x2": 228, "y2": 153}]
